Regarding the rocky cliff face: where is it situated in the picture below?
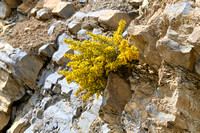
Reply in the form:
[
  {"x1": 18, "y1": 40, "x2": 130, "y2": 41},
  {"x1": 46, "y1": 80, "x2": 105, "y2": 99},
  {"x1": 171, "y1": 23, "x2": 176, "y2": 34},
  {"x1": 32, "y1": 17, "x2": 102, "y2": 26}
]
[{"x1": 0, "y1": 0, "x2": 200, "y2": 133}]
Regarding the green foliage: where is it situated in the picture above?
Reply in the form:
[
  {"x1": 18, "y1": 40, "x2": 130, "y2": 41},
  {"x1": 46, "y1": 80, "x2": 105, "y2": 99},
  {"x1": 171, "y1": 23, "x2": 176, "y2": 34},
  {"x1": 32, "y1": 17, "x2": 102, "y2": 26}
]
[{"x1": 60, "y1": 20, "x2": 139, "y2": 100}]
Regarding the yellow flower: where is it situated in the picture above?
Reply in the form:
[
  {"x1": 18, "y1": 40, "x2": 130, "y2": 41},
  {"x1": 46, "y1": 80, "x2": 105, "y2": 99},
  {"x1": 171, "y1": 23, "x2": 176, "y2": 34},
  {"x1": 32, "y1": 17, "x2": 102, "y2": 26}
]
[{"x1": 60, "y1": 19, "x2": 139, "y2": 100}]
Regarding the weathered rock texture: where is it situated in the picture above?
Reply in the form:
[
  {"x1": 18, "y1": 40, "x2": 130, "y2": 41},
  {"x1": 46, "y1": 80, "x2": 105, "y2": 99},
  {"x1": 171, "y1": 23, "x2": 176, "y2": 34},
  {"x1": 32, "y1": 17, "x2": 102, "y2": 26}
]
[
  {"x1": 128, "y1": 0, "x2": 200, "y2": 73},
  {"x1": 0, "y1": 0, "x2": 200, "y2": 133}
]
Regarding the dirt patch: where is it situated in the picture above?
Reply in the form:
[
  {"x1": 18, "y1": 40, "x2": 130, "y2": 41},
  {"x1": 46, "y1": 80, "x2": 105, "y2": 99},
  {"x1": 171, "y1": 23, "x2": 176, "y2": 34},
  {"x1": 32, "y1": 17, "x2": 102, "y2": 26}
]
[
  {"x1": 7, "y1": 17, "x2": 67, "y2": 52},
  {"x1": 80, "y1": 0, "x2": 138, "y2": 13}
]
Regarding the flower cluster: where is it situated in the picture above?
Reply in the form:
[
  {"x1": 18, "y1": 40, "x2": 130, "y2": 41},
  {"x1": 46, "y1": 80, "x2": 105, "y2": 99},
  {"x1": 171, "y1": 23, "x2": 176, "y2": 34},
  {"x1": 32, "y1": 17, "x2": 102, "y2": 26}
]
[{"x1": 60, "y1": 20, "x2": 139, "y2": 100}]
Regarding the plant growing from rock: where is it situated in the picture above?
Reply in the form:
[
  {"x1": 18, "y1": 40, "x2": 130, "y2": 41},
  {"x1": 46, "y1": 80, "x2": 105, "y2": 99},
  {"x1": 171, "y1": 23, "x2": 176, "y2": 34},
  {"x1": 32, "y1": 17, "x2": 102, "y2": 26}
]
[{"x1": 60, "y1": 20, "x2": 139, "y2": 100}]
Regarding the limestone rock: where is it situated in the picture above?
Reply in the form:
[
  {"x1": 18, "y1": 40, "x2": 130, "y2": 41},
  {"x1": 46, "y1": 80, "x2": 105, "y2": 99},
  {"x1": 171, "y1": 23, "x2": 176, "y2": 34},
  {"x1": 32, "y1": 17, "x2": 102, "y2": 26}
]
[
  {"x1": 68, "y1": 20, "x2": 81, "y2": 34},
  {"x1": 11, "y1": 52, "x2": 44, "y2": 89},
  {"x1": 0, "y1": 2, "x2": 11, "y2": 19},
  {"x1": 156, "y1": 36, "x2": 195, "y2": 71},
  {"x1": 39, "y1": 43, "x2": 57, "y2": 58},
  {"x1": 127, "y1": 24, "x2": 162, "y2": 70},
  {"x1": 0, "y1": 43, "x2": 44, "y2": 89},
  {"x1": 86, "y1": 10, "x2": 110, "y2": 21},
  {"x1": 0, "y1": 44, "x2": 27, "y2": 131},
  {"x1": 164, "y1": 1, "x2": 193, "y2": 22},
  {"x1": 43, "y1": 0, "x2": 61, "y2": 10},
  {"x1": 129, "y1": 0, "x2": 143, "y2": 6},
  {"x1": 52, "y1": 2, "x2": 75, "y2": 19},
  {"x1": 92, "y1": 28, "x2": 102, "y2": 35},
  {"x1": 7, "y1": 118, "x2": 30, "y2": 133},
  {"x1": 187, "y1": 26, "x2": 200, "y2": 53},
  {"x1": 17, "y1": 3, "x2": 31, "y2": 15},
  {"x1": 0, "y1": 112, "x2": 10, "y2": 131},
  {"x1": 30, "y1": 8, "x2": 38, "y2": 17},
  {"x1": 99, "y1": 73, "x2": 132, "y2": 124},
  {"x1": 3, "y1": 0, "x2": 19, "y2": 8},
  {"x1": 98, "y1": 10, "x2": 137, "y2": 30},
  {"x1": 77, "y1": 29, "x2": 88, "y2": 41},
  {"x1": 70, "y1": 12, "x2": 86, "y2": 22},
  {"x1": 36, "y1": 9, "x2": 51, "y2": 20},
  {"x1": 52, "y1": 33, "x2": 74, "y2": 65},
  {"x1": 77, "y1": 97, "x2": 102, "y2": 133},
  {"x1": 127, "y1": 1, "x2": 200, "y2": 71}
]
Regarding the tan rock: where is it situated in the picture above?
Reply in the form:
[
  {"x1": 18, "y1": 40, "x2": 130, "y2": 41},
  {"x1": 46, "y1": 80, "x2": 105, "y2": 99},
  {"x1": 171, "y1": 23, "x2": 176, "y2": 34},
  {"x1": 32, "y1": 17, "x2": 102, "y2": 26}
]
[
  {"x1": 187, "y1": 26, "x2": 200, "y2": 53},
  {"x1": 174, "y1": 117, "x2": 188, "y2": 130},
  {"x1": 98, "y1": 10, "x2": 136, "y2": 30},
  {"x1": 0, "y1": 112, "x2": 10, "y2": 131},
  {"x1": 13, "y1": 54, "x2": 44, "y2": 89},
  {"x1": 156, "y1": 36, "x2": 195, "y2": 70},
  {"x1": 68, "y1": 20, "x2": 81, "y2": 35},
  {"x1": 129, "y1": 0, "x2": 143, "y2": 6},
  {"x1": 17, "y1": 3, "x2": 31, "y2": 15},
  {"x1": 30, "y1": 8, "x2": 38, "y2": 17},
  {"x1": 176, "y1": 96, "x2": 190, "y2": 111},
  {"x1": 52, "y1": 2, "x2": 75, "y2": 19},
  {"x1": 3, "y1": 0, "x2": 19, "y2": 8},
  {"x1": 127, "y1": 24, "x2": 162, "y2": 70},
  {"x1": 36, "y1": 9, "x2": 50, "y2": 20},
  {"x1": 43, "y1": 0, "x2": 61, "y2": 10},
  {"x1": 7, "y1": 118, "x2": 30, "y2": 133},
  {"x1": 99, "y1": 73, "x2": 132, "y2": 124}
]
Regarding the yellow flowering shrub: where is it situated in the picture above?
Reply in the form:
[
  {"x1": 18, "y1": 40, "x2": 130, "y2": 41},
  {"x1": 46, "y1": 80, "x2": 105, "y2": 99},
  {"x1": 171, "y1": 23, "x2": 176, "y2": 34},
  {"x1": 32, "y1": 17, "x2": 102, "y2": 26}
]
[{"x1": 60, "y1": 20, "x2": 139, "y2": 100}]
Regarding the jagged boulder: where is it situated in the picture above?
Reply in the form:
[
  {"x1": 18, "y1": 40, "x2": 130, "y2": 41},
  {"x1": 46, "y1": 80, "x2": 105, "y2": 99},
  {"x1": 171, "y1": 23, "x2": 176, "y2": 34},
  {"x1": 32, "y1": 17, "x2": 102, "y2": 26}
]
[
  {"x1": 36, "y1": 9, "x2": 51, "y2": 20},
  {"x1": 0, "y1": 41, "x2": 44, "y2": 131},
  {"x1": 99, "y1": 73, "x2": 132, "y2": 125},
  {"x1": 11, "y1": 51, "x2": 44, "y2": 89}
]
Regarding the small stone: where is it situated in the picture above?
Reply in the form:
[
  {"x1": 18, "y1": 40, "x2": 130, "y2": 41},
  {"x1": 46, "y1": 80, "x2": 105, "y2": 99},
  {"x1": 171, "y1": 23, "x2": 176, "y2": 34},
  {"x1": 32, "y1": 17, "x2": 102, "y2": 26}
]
[
  {"x1": 92, "y1": 28, "x2": 102, "y2": 35},
  {"x1": 77, "y1": 29, "x2": 89, "y2": 41},
  {"x1": 52, "y1": 2, "x2": 76, "y2": 19},
  {"x1": 98, "y1": 10, "x2": 137, "y2": 30},
  {"x1": 129, "y1": 0, "x2": 143, "y2": 6},
  {"x1": 68, "y1": 21, "x2": 81, "y2": 35},
  {"x1": 30, "y1": 8, "x2": 38, "y2": 17},
  {"x1": 17, "y1": 3, "x2": 31, "y2": 15},
  {"x1": 36, "y1": 9, "x2": 50, "y2": 20},
  {"x1": 52, "y1": 86, "x2": 61, "y2": 94},
  {"x1": 41, "y1": 89, "x2": 48, "y2": 96},
  {"x1": 39, "y1": 43, "x2": 57, "y2": 58},
  {"x1": 30, "y1": 117, "x2": 36, "y2": 124},
  {"x1": 70, "y1": 12, "x2": 86, "y2": 22}
]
